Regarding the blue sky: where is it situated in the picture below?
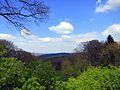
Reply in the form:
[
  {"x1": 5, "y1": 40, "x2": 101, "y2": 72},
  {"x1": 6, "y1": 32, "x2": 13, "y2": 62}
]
[{"x1": 0, "y1": 0, "x2": 120, "y2": 53}]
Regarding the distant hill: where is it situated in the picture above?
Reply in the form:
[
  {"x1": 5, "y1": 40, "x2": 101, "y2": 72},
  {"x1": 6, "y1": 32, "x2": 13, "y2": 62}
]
[
  {"x1": 32, "y1": 53, "x2": 43, "y2": 56},
  {"x1": 39, "y1": 53, "x2": 71, "y2": 60},
  {"x1": 38, "y1": 53, "x2": 72, "y2": 70}
]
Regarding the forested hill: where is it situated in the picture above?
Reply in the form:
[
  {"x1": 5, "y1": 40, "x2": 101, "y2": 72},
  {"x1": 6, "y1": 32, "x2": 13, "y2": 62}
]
[{"x1": 39, "y1": 53, "x2": 71, "y2": 60}]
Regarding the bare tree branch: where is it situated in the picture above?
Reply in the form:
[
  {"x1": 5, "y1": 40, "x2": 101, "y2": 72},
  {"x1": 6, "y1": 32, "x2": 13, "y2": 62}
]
[{"x1": 0, "y1": 0, "x2": 49, "y2": 29}]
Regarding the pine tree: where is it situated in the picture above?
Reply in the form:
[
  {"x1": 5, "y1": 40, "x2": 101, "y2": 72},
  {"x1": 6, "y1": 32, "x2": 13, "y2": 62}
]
[{"x1": 107, "y1": 35, "x2": 114, "y2": 44}]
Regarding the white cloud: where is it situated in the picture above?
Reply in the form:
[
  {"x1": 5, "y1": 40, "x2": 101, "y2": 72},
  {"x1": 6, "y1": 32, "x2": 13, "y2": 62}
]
[
  {"x1": 48, "y1": 21, "x2": 73, "y2": 34},
  {"x1": 0, "y1": 31, "x2": 98, "y2": 53},
  {"x1": 38, "y1": 32, "x2": 98, "y2": 43},
  {"x1": 39, "y1": 37, "x2": 53, "y2": 42},
  {"x1": 102, "y1": 24, "x2": 120, "y2": 41},
  {"x1": 75, "y1": 32, "x2": 98, "y2": 43},
  {"x1": 96, "y1": 0, "x2": 101, "y2": 4},
  {"x1": 14, "y1": 31, "x2": 97, "y2": 53},
  {"x1": 95, "y1": 0, "x2": 120, "y2": 13},
  {"x1": 60, "y1": 32, "x2": 97, "y2": 43},
  {"x1": 0, "y1": 34, "x2": 15, "y2": 40},
  {"x1": 61, "y1": 35, "x2": 71, "y2": 39}
]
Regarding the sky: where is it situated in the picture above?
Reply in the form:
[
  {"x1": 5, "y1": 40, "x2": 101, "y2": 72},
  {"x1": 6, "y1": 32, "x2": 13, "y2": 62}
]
[{"x1": 0, "y1": 0, "x2": 120, "y2": 53}]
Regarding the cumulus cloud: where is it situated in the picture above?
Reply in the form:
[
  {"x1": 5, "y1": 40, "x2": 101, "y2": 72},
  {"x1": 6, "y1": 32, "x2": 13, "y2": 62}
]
[
  {"x1": 102, "y1": 24, "x2": 120, "y2": 41},
  {"x1": 0, "y1": 34, "x2": 15, "y2": 40},
  {"x1": 48, "y1": 21, "x2": 73, "y2": 34},
  {"x1": 95, "y1": 0, "x2": 120, "y2": 13}
]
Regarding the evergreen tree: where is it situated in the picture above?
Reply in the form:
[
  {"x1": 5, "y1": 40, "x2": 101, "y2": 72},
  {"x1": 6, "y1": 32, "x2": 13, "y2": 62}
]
[
  {"x1": 107, "y1": 35, "x2": 114, "y2": 44},
  {"x1": 102, "y1": 35, "x2": 116, "y2": 66}
]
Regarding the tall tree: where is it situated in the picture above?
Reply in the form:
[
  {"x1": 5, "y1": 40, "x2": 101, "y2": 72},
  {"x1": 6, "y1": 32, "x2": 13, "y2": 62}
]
[
  {"x1": 101, "y1": 35, "x2": 120, "y2": 66},
  {"x1": 107, "y1": 35, "x2": 114, "y2": 44},
  {"x1": 0, "y1": 40, "x2": 16, "y2": 51},
  {"x1": 101, "y1": 43, "x2": 120, "y2": 66},
  {"x1": 75, "y1": 40, "x2": 104, "y2": 66},
  {"x1": 0, "y1": 40, "x2": 17, "y2": 57},
  {"x1": 0, "y1": 0, "x2": 49, "y2": 29}
]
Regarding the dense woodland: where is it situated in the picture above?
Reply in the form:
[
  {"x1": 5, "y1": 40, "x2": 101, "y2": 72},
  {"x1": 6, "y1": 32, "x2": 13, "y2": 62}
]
[{"x1": 0, "y1": 35, "x2": 120, "y2": 90}]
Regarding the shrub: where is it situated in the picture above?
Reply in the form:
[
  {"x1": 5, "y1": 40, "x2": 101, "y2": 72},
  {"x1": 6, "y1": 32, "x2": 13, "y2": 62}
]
[
  {"x1": 65, "y1": 66, "x2": 120, "y2": 90},
  {"x1": 21, "y1": 77, "x2": 45, "y2": 90},
  {"x1": 26, "y1": 61, "x2": 56, "y2": 90},
  {"x1": 55, "y1": 81, "x2": 66, "y2": 90},
  {"x1": 0, "y1": 58, "x2": 26, "y2": 89},
  {"x1": 14, "y1": 77, "x2": 45, "y2": 90}
]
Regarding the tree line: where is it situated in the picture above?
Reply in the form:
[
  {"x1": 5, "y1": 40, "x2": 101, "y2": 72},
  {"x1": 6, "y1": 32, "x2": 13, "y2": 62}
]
[{"x1": 0, "y1": 35, "x2": 120, "y2": 90}]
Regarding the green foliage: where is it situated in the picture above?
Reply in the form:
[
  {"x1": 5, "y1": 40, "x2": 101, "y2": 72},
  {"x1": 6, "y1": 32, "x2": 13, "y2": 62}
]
[
  {"x1": 26, "y1": 61, "x2": 56, "y2": 90},
  {"x1": 0, "y1": 45, "x2": 7, "y2": 57},
  {"x1": 1, "y1": 39, "x2": 120, "y2": 90},
  {"x1": 55, "y1": 81, "x2": 66, "y2": 90},
  {"x1": 71, "y1": 56, "x2": 89, "y2": 73},
  {"x1": 65, "y1": 66, "x2": 120, "y2": 90},
  {"x1": 61, "y1": 59, "x2": 75, "y2": 77},
  {"x1": 21, "y1": 77, "x2": 44, "y2": 90},
  {"x1": 61, "y1": 57, "x2": 89, "y2": 79},
  {"x1": 0, "y1": 58, "x2": 56, "y2": 90},
  {"x1": 21, "y1": 77, "x2": 45, "y2": 90},
  {"x1": 0, "y1": 58, "x2": 26, "y2": 89}
]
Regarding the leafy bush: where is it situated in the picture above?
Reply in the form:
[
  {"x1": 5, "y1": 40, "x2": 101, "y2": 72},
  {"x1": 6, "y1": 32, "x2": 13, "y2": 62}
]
[
  {"x1": 14, "y1": 77, "x2": 45, "y2": 90},
  {"x1": 55, "y1": 81, "x2": 66, "y2": 90},
  {"x1": 21, "y1": 77, "x2": 45, "y2": 90},
  {"x1": 26, "y1": 61, "x2": 56, "y2": 90},
  {"x1": 65, "y1": 66, "x2": 120, "y2": 90},
  {"x1": 0, "y1": 58, "x2": 56, "y2": 90},
  {"x1": 0, "y1": 58, "x2": 26, "y2": 89}
]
